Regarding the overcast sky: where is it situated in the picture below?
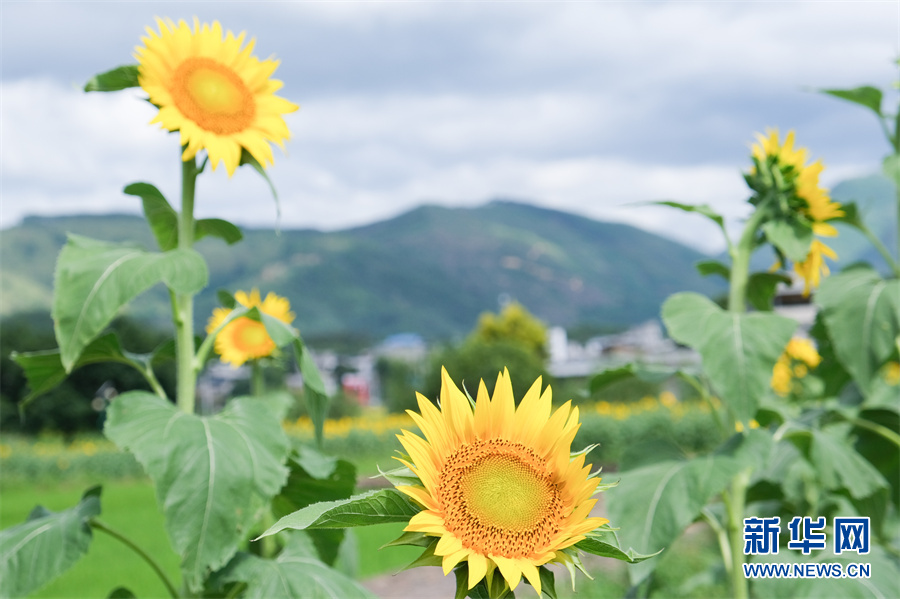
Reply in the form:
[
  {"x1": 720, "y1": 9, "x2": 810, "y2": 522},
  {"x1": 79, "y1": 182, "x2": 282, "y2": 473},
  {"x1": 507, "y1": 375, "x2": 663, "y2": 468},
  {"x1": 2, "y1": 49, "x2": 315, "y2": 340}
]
[{"x1": 1, "y1": 1, "x2": 897, "y2": 252}]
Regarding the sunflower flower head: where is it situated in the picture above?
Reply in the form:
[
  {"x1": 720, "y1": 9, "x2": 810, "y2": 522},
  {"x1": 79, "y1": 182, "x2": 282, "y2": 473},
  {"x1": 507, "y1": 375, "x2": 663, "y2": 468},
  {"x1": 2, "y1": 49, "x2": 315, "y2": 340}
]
[
  {"x1": 771, "y1": 338, "x2": 821, "y2": 396},
  {"x1": 748, "y1": 128, "x2": 843, "y2": 226},
  {"x1": 394, "y1": 367, "x2": 608, "y2": 597},
  {"x1": 136, "y1": 18, "x2": 298, "y2": 175},
  {"x1": 206, "y1": 289, "x2": 295, "y2": 367}
]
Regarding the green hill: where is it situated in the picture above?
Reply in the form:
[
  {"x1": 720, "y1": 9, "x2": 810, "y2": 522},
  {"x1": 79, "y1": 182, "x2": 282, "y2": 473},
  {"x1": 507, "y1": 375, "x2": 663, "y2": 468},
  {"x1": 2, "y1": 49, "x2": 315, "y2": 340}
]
[{"x1": 1, "y1": 201, "x2": 722, "y2": 341}]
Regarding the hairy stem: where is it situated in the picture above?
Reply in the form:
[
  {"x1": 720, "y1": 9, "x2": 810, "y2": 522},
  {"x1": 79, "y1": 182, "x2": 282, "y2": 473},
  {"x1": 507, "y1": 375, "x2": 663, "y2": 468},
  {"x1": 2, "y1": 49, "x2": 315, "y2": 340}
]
[
  {"x1": 723, "y1": 468, "x2": 752, "y2": 599},
  {"x1": 728, "y1": 208, "x2": 768, "y2": 313},
  {"x1": 175, "y1": 155, "x2": 198, "y2": 414}
]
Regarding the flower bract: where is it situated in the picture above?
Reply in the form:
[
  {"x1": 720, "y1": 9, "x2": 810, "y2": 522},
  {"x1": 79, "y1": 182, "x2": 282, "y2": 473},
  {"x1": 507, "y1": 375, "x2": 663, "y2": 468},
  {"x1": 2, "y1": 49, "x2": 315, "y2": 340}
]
[
  {"x1": 395, "y1": 368, "x2": 607, "y2": 596},
  {"x1": 206, "y1": 289, "x2": 295, "y2": 367},
  {"x1": 136, "y1": 18, "x2": 298, "y2": 175}
]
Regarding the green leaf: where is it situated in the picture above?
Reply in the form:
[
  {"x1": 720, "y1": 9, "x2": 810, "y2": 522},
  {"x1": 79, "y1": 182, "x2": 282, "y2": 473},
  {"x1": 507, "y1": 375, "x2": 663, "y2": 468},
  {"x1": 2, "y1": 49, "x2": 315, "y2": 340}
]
[
  {"x1": 821, "y1": 85, "x2": 883, "y2": 117},
  {"x1": 403, "y1": 541, "x2": 442, "y2": 571},
  {"x1": 84, "y1": 65, "x2": 139, "y2": 92},
  {"x1": 124, "y1": 183, "x2": 178, "y2": 251},
  {"x1": 661, "y1": 292, "x2": 796, "y2": 423},
  {"x1": 883, "y1": 155, "x2": 900, "y2": 188},
  {"x1": 195, "y1": 219, "x2": 243, "y2": 245},
  {"x1": 124, "y1": 183, "x2": 243, "y2": 250},
  {"x1": 607, "y1": 455, "x2": 738, "y2": 584},
  {"x1": 372, "y1": 464, "x2": 420, "y2": 487},
  {"x1": 295, "y1": 339, "x2": 329, "y2": 447},
  {"x1": 575, "y1": 530, "x2": 663, "y2": 563},
  {"x1": 695, "y1": 259, "x2": 731, "y2": 280},
  {"x1": 259, "y1": 489, "x2": 419, "y2": 539},
  {"x1": 815, "y1": 267, "x2": 900, "y2": 394},
  {"x1": 832, "y1": 201, "x2": 866, "y2": 230},
  {"x1": 653, "y1": 201, "x2": 727, "y2": 238},
  {"x1": 0, "y1": 487, "x2": 101, "y2": 599},
  {"x1": 805, "y1": 429, "x2": 889, "y2": 500},
  {"x1": 217, "y1": 289, "x2": 237, "y2": 309},
  {"x1": 589, "y1": 363, "x2": 680, "y2": 395},
  {"x1": 271, "y1": 446, "x2": 357, "y2": 566},
  {"x1": 538, "y1": 566, "x2": 557, "y2": 599},
  {"x1": 746, "y1": 272, "x2": 792, "y2": 312},
  {"x1": 11, "y1": 333, "x2": 149, "y2": 409},
  {"x1": 104, "y1": 392, "x2": 290, "y2": 592},
  {"x1": 216, "y1": 533, "x2": 374, "y2": 599},
  {"x1": 762, "y1": 220, "x2": 813, "y2": 263},
  {"x1": 381, "y1": 530, "x2": 431, "y2": 549},
  {"x1": 53, "y1": 235, "x2": 208, "y2": 370},
  {"x1": 239, "y1": 149, "x2": 280, "y2": 217}
]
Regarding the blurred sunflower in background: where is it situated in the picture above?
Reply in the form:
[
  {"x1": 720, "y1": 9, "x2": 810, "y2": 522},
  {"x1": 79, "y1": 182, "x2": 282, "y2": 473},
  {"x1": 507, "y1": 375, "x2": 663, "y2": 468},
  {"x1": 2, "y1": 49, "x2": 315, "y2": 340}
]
[
  {"x1": 395, "y1": 368, "x2": 607, "y2": 596},
  {"x1": 135, "y1": 17, "x2": 298, "y2": 175},
  {"x1": 771, "y1": 337, "x2": 821, "y2": 396},
  {"x1": 206, "y1": 289, "x2": 295, "y2": 367},
  {"x1": 750, "y1": 128, "x2": 843, "y2": 294}
]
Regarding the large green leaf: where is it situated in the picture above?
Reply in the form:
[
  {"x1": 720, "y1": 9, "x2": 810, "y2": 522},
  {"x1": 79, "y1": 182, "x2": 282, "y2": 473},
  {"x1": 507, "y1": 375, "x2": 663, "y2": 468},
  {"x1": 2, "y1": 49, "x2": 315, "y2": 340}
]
[
  {"x1": 815, "y1": 267, "x2": 900, "y2": 395},
  {"x1": 606, "y1": 455, "x2": 738, "y2": 584},
  {"x1": 0, "y1": 487, "x2": 101, "y2": 599},
  {"x1": 53, "y1": 235, "x2": 208, "y2": 370},
  {"x1": 11, "y1": 333, "x2": 153, "y2": 409},
  {"x1": 104, "y1": 392, "x2": 290, "y2": 591},
  {"x1": 661, "y1": 292, "x2": 796, "y2": 423},
  {"x1": 216, "y1": 533, "x2": 373, "y2": 599},
  {"x1": 84, "y1": 65, "x2": 139, "y2": 92},
  {"x1": 259, "y1": 489, "x2": 419, "y2": 539},
  {"x1": 800, "y1": 429, "x2": 889, "y2": 500}
]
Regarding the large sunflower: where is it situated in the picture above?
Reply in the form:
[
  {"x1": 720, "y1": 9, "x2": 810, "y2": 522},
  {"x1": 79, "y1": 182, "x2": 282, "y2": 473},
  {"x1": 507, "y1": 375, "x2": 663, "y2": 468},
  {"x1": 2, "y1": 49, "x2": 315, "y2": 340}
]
[
  {"x1": 395, "y1": 368, "x2": 607, "y2": 596},
  {"x1": 136, "y1": 18, "x2": 298, "y2": 175},
  {"x1": 206, "y1": 289, "x2": 295, "y2": 367}
]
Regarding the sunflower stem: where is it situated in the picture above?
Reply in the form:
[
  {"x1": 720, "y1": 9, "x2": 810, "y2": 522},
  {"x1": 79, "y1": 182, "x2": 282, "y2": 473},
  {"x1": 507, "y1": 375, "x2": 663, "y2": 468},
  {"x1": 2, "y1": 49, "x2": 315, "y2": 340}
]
[
  {"x1": 728, "y1": 207, "x2": 768, "y2": 313},
  {"x1": 90, "y1": 518, "x2": 178, "y2": 599},
  {"x1": 175, "y1": 154, "x2": 199, "y2": 415},
  {"x1": 723, "y1": 467, "x2": 752, "y2": 599},
  {"x1": 252, "y1": 361, "x2": 265, "y2": 396}
]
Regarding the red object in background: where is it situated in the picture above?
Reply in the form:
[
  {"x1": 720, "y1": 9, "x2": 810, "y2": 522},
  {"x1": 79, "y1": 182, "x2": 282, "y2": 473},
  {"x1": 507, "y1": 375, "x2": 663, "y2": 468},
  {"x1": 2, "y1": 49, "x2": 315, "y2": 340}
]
[{"x1": 341, "y1": 374, "x2": 370, "y2": 405}]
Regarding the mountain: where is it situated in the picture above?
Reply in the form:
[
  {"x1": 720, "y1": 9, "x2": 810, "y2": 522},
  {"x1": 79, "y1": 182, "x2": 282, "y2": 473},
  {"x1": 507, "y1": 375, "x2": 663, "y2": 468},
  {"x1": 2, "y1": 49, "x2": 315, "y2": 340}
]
[{"x1": 1, "y1": 201, "x2": 723, "y2": 341}]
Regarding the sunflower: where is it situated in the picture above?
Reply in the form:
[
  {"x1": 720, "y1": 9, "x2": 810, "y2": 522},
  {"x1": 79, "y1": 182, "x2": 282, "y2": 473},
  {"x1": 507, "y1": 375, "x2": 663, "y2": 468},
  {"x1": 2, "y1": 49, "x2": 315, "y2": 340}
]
[
  {"x1": 771, "y1": 337, "x2": 821, "y2": 396},
  {"x1": 206, "y1": 289, "x2": 295, "y2": 367},
  {"x1": 395, "y1": 368, "x2": 607, "y2": 596},
  {"x1": 750, "y1": 128, "x2": 844, "y2": 228},
  {"x1": 135, "y1": 18, "x2": 298, "y2": 175},
  {"x1": 793, "y1": 239, "x2": 838, "y2": 296}
]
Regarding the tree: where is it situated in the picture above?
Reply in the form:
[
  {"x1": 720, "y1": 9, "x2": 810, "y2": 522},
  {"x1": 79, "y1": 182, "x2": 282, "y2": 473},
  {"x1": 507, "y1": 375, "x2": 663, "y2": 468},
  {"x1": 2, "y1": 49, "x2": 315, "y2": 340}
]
[{"x1": 470, "y1": 301, "x2": 548, "y2": 359}]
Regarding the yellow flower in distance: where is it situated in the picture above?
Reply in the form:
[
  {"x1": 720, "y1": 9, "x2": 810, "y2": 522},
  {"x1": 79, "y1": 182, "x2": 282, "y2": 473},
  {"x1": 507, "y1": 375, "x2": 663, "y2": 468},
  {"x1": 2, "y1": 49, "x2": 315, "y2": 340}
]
[
  {"x1": 751, "y1": 128, "x2": 844, "y2": 228},
  {"x1": 136, "y1": 18, "x2": 298, "y2": 175},
  {"x1": 771, "y1": 338, "x2": 821, "y2": 396},
  {"x1": 395, "y1": 368, "x2": 607, "y2": 596},
  {"x1": 206, "y1": 289, "x2": 295, "y2": 367}
]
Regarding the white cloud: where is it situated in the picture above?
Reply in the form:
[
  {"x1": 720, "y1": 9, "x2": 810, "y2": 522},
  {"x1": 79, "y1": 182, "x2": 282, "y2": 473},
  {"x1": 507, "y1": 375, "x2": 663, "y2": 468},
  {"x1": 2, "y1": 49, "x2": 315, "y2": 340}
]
[{"x1": 1, "y1": 2, "x2": 896, "y2": 255}]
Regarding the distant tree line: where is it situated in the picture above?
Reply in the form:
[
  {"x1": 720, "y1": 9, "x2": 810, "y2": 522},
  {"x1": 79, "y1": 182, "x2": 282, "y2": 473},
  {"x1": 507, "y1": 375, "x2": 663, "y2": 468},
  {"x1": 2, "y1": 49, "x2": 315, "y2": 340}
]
[{"x1": 1, "y1": 312, "x2": 175, "y2": 436}]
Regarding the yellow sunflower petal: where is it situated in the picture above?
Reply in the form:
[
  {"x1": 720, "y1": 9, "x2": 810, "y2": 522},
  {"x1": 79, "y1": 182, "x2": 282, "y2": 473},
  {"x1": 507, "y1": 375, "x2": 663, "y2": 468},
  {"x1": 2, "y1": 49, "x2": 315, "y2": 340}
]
[
  {"x1": 467, "y1": 552, "x2": 488, "y2": 589},
  {"x1": 491, "y1": 555, "x2": 523, "y2": 591}
]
